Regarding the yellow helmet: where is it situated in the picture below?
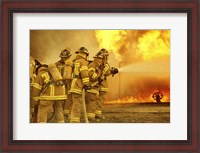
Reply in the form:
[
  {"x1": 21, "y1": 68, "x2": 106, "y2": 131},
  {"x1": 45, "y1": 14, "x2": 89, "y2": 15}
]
[
  {"x1": 75, "y1": 47, "x2": 89, "y2": 55},
  {"x1": 99, "y1": 48, "x2": 109, "y2": 56},
  {"x1": 93, "y1": 51, "x2": 104, "y2": 59},
  {"x1": 60, "y1": 47, "x2": 72, "y2": 58}
]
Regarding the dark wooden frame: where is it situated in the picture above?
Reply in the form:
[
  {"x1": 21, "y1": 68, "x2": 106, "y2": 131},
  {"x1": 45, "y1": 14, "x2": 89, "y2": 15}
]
[{"x1": 1, "y1": 0, "x2": 199, "y2": 152}]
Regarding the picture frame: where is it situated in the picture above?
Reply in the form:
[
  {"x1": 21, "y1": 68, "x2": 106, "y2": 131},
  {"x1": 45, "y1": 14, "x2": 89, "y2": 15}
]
[{"x1": 1, "y1": 0, "x2": 199, "y2": 152}]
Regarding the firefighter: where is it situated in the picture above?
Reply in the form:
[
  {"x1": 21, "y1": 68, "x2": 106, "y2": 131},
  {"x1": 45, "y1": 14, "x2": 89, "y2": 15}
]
[
  {"x1": 30, "y1": 56, "x2": 42, "y2": 83},
  {"x1": 69, "y1": 47, "x2": 90, "y2": 123},
  {"x1": 85, "y1": 51, "x2": 104, "y2": 122},
  {"x1": 55, "y1": 47, "x2": 73, "y2": 121},
  {"x1": 95, "y1": 49, "x2": 118, "y2": 121},
  {"x1": 30, "y1": 56, "x2": 42, "y2": 122},
  {"x1": 31, "y1": 63, "x2": 67, "y2": 123},
  {"x1": 30, "y1": 56, "x2": 36, "y2": 122},
  {"x1": 30, "y1": 56, "x2": 36, "y2": 83}
]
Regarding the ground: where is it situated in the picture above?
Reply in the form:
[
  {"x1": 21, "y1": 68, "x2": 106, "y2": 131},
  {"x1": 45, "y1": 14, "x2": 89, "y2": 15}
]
[
  {"x1": 100, "y1": 102, "x2": 170, "y2": 123},
  {"x1": 49, "y1": 102, "x2": 170, "y2": 123}
]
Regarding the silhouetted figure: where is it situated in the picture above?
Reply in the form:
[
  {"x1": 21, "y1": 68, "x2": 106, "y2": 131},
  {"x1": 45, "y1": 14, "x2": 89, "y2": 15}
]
[{"x1": 152, "y1": 92, "x2": 163, "y2": 103}]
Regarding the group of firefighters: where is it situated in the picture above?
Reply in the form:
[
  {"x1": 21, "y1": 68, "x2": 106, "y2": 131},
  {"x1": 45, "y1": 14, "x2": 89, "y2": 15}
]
[{"x1": 30, "y1": 47, "x2": 118, "y2": 123}]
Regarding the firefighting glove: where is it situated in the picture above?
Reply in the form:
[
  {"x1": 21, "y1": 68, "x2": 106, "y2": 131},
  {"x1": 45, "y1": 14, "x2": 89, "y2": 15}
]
[
  {"x1": 56, "y1": 80, "x2": 64, "y2": 86},
  {"x1": 83, "y1": 84, "x2": 91, "y2": 91},
  {"x1": 110, "y1": 67, "x2": 119, "y2": 76}
]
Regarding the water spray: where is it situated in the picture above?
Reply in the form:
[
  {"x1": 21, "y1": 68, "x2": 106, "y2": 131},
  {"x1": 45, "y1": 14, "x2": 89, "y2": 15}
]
[{"x1": 118, "y1": 60, "x2": 169, "y2": 77}]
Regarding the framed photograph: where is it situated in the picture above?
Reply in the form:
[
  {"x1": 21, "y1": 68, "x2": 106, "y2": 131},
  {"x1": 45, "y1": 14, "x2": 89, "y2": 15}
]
[{"x1": 1, "y1": 0, "x2": 199, "y2": 152}]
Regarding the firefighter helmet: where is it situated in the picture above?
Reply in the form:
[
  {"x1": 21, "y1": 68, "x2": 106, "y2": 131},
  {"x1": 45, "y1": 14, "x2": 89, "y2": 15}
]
[
  {"x1": 99, "y1": 48, "x2": 109, "y2": 56},
  {"x1": 59, "y1": 47, "x2": 72, "y2": 58},
  {"x1": 75, "y1": 47, "x2": 89, "y2": 55},
  {"x1": 93, "y1": 51, "x2": 104, "y2": 59}
]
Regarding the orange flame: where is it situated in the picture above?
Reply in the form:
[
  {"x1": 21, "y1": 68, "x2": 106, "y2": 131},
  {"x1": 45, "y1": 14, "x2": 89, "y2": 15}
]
[
  {"x1": 95, "y1": 30, "x2": 170, "y2": 63},
  {"x1": 95, "y1": 30, "x2": 125, "y2": 61},
  {"x1": 105, "y1": 90, "x2": 170, "y2": 104},
  {"x1": 137, "y1": 30, "x2": 170, "y2": 60},
  {"x1": 95, "y1": 30, "x2": 170, "y2": 103}
]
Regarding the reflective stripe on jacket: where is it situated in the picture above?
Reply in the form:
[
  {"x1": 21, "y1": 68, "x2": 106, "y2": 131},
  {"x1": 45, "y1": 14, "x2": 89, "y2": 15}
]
[
  {"x1": 30, "y1": 67, "x2": 67, "y2": 101},
  {"x1": 69, "y1": 55, "x2": 89, "y2": 94},
  {"x1": 99, "y1": 63, "x2": 111, "y2": 92},
  {"x1": 87, "y1": 59, "x2": 103, "y2": 95}
]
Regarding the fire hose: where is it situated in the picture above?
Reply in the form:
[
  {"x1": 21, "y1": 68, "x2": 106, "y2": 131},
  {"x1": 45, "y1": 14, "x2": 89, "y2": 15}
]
[
  {"x1": 82, "y1": 81, "x2": 100, "y2": 123},
  {"x1": 82, "y1": 88, "x2": 89, "y2": 123}
]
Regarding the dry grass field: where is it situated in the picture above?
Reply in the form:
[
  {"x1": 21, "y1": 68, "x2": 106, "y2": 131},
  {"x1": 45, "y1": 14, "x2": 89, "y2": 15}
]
[
  {"x1": 48, "y1": 102, "x2": 170, "y2": 123},
  {"x1": 100, "y1": 102, "x2": 170, "y2": 123}
]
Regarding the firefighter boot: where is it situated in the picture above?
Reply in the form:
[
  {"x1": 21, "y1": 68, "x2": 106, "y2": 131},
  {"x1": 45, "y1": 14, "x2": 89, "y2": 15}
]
[
  {"x1": 87, "y1": 112, "x2": 96, "y2": 123},
  {"x1": 95, "y1": 112, "x2": 106, "y2": 123}
]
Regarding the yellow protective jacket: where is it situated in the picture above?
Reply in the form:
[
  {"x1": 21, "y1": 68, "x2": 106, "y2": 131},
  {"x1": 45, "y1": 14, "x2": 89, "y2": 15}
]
[
  {"x1": 30, "y1": 56, "x2": 36, "y2": 83},
  {"x1": 30, "y1": 66, "x2": 67, "y2": 102},
  {"x1": 87, "y1": 59, "x2": 103, "y2": 95},
  {"x1": 55, "y1": 59, "x2": 73, "y2": 92},
  {"x1": 99, "y1": 63, "x2": 111, "y2": 93},
  {"x1": 30, "y1": 56, "x2": 37, "y2": 113},
  {"x1": 55, "y1": 59, "x2": 73, "y2": 80},
  {"x1": 69, "y1": 55, "x2": 89, "y2": 94},
  {"x1": 55, "y1": 60, "x2": 65, "y2": 76}
]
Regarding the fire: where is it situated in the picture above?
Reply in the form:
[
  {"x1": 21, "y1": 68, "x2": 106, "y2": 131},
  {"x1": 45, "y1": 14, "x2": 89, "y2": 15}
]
[
  {"x1": 137, "y1": 30, "x2": 170, "y2": 60},
  {"x1": 95, "y1": 30, "x2": 126, "y2": 61},
  {"x1": 95, "y1": 30, "x2": 170, "y2": 63},
  {"x1": 95, "y1": 30, "x2": 170, "y2": 103},
  {"x1": 105, "y1": 90, "x2": 170, "y2": 104}
]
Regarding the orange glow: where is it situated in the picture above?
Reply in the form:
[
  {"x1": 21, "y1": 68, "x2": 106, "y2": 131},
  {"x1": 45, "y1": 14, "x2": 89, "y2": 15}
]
[
  {"x1": 137, "y1": 30, "x2": 170, "y2": 60},
  {"x1": 95, "y1": 30, "x2": 170, "y2": 103},
  {"x1": 95, "y1": 30, "x2": 170, "y2": 62},
  {"x1": 95, "y1": 30, "x2": 126, "y2": 61},
  {"x1": 105, "y1": 90, "x2": 170, "y2": 104}
]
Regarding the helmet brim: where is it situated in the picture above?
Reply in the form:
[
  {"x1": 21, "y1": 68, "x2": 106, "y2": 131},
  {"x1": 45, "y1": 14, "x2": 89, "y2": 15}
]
[
  {"x1": 60, "y1": 54, "x2": 72, "y2": 58},
  {"x1": 76, "y1": 51, "x2": 89, "y2": 55},
  {"x1": 93, "y1": 56, "x2": 103, "y2": 59}
]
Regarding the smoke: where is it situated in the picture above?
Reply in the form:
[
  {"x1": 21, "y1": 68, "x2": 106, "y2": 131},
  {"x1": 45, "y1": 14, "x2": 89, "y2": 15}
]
[
  {"x1": 95, "y1": 30, "x2": 170, "y2": 102},
  {"x1": 30, "y1": 30, "x2": 99, "y2": 64},
  {"x1": 30, "y1": 30, "x2": 170, "y2": 102},
  {"x1": 95, "y1": 30, "x2": 170, "y2": 65}
]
